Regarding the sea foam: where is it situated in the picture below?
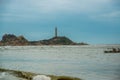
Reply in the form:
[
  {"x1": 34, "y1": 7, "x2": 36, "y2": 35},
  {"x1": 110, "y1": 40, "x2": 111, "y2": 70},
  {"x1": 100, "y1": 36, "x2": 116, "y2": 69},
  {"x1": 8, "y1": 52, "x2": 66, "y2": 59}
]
[
  {"x1": 33, "y1": 75, "x2": 51, "y2": 80},
  {"x1": 0, "y1": 72, "x2": 19, "y2": 80}
]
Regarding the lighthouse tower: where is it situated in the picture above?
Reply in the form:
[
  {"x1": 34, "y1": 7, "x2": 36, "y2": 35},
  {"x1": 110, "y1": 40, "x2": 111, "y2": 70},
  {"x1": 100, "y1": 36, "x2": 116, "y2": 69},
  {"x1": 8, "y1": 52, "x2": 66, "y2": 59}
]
[{"x1": 55, "y1": 27, "x2": 57, "y2": 37}]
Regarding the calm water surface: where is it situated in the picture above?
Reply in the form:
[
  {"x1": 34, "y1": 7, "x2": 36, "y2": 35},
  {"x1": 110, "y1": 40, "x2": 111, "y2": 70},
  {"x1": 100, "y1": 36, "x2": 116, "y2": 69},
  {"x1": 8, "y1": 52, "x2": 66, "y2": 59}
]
[{"x1": 0, "y1": 45, "x2": 120, "y2": 80}]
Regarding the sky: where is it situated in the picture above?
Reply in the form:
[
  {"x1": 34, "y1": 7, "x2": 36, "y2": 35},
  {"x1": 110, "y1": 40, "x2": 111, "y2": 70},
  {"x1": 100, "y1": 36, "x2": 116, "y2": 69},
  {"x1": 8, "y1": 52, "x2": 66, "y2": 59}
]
[{"x1": 0, "y1": 0, "x2": 120, "y2": 44}]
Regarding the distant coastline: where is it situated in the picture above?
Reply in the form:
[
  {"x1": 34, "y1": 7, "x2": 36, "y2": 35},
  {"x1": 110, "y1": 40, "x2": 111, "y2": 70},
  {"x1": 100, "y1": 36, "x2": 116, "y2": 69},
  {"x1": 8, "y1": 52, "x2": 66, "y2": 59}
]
[{"x1": 0, "y1": 34, "x2": 88, "y2": 46}]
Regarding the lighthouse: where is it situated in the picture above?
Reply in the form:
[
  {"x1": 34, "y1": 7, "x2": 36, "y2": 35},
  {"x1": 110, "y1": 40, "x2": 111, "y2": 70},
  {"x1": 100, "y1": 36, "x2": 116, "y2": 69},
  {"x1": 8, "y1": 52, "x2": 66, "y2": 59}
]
[{"x1": 55, "y1": 27, "x2": 57, "y2": 37}]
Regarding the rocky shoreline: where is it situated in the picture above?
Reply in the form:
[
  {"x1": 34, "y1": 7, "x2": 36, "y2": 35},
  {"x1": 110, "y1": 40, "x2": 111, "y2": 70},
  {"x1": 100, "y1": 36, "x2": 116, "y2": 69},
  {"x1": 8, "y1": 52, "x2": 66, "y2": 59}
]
[
  {"x1": 0, "y1": 34, "x2": 88, "y2": 46},
  {"x1": 0, "y1": 68, "x2": 81, "y2": 80}
]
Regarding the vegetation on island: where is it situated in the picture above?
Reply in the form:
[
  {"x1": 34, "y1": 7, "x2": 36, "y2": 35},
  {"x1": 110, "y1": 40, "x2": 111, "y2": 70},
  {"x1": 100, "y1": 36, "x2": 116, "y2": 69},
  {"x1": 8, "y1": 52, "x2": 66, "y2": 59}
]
[{"x1": 0, "y1": 34, "x2": 88, "y2": 46}]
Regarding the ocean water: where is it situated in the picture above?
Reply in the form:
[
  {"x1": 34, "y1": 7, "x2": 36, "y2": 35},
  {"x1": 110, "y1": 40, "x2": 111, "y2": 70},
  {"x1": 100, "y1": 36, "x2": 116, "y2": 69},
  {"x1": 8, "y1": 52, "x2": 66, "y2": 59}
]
[{"x1": 0, "y1": 45, "x2": 120, "y2": 80}]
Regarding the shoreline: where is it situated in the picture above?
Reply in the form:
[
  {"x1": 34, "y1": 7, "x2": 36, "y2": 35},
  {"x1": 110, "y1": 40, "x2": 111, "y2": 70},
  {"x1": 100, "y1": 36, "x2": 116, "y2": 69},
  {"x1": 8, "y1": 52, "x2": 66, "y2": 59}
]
[{"x1": 0, "y1": 68, "x2": 81, "y2": 80}]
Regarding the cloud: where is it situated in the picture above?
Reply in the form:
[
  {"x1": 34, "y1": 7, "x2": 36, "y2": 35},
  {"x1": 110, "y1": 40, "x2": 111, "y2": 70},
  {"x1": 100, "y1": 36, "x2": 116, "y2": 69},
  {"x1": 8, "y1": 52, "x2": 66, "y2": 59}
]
[
  {"x1": 26, "y1": 0, "x2": 112, "y2": 13},
  {"x1": 1, "y1": 0, "x2": 118, "y2": 22},
  {"x1": 4, "y1": 0, "x2": 112, "y2": 14},
  {"x1": 91, "y1": 11, "x2": 120, "y2": 21},
  {"x1": 101, "y1": 11, "x2": 120, "y2": 18},
  {"x1": 0, "y1": 13, "x2": 40, "y2": 22}
]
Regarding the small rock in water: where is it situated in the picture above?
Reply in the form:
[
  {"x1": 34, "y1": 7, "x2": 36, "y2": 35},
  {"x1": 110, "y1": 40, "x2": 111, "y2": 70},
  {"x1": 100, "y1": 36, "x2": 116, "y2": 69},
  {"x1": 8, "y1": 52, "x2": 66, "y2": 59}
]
[{"x1": 33, "y1": 75, "x2": 51, "y2": 80}]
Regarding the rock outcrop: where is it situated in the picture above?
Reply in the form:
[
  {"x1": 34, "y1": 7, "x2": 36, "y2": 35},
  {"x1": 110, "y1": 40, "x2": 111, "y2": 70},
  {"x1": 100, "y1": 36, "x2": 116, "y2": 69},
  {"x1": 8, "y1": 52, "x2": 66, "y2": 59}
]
[
  {"x1": 0, "y1": 68, "x2": 81, "y2": 80},
  {"x1": 0, "y1": 34, "x2": 88, "y2": 46},
  {"x1": 39, "y1": 36, "x2": 76, "y2": 45},
  {"x1": 0, "y1": 34, "x2": 28, "y2": 46}
]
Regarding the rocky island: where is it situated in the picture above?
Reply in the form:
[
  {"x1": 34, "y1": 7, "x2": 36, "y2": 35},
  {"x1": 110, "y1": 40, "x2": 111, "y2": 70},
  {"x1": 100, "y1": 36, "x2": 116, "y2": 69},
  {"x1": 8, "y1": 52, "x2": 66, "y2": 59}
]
[{"x1": 0, "y1": 28, "x2": 88, "y2": 46}]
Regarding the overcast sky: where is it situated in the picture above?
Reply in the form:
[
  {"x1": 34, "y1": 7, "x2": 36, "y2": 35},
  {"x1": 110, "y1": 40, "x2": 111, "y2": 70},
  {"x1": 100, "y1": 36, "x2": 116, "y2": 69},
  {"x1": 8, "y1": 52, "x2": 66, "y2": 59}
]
[{"x1": 0, "y1": 0, "x2": 120, "y2": 44}]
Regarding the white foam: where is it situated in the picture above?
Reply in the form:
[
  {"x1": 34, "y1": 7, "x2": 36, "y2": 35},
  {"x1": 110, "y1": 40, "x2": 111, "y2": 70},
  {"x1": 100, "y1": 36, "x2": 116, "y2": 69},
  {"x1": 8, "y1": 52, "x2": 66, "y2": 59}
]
[
  {"x1": 0, "y1": 72, "x2": 19, "y2": 80},
  {"x1": 33, "y1": 75, "x2": 51, "y2": 80}
]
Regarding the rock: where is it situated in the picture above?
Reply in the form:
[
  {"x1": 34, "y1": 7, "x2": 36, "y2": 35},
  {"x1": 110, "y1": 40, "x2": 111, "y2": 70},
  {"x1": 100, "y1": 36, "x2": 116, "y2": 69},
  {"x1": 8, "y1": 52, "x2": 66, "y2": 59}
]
[
  {"x1": 0, "y1": 68, "x2": 81, "y2": 80},
  {"x1": 33, "y1": 75, "x2": 51, "y2": 80},
  {"x1": 77, "y1": 42, "x2": 88, "y2": 45},
  {"x1": 18, "y1": 36, "x2": 28, "y2": 42},
  {"x1": 40, "y1": 36, "x2": 76, "y2": 45},
  {"x1": 0, "y1": 34, "x2": 88, "y2": 46},
  {"x1": 0, "y1": 34, "x2": 28, "y2": 46},
  {"x1": 1, "y1": 34, "x2": 18, "y2": 42}
]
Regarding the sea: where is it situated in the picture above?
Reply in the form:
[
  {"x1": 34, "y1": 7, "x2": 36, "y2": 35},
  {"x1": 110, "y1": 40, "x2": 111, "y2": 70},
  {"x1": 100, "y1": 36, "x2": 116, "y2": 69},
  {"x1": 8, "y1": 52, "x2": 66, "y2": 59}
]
[{"x1": 0, "y1": 45, "x2": 120, "y2": 80}]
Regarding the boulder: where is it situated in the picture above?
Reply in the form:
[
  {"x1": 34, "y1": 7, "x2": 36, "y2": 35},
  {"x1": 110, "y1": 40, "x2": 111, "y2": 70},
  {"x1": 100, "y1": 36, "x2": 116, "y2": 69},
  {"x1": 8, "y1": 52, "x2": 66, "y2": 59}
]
[{"x1": 0, "y1": 34, "x2": 28, "y2": 46}]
